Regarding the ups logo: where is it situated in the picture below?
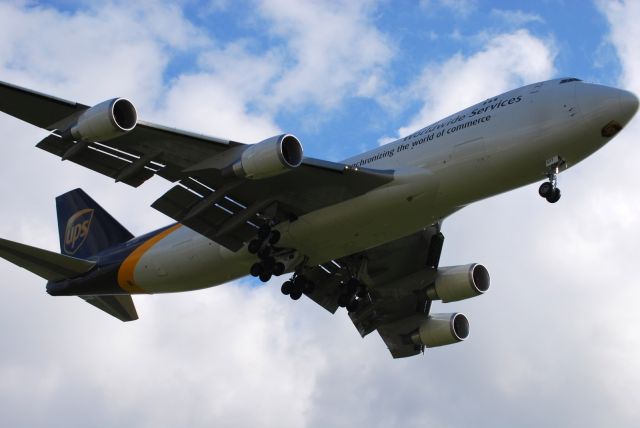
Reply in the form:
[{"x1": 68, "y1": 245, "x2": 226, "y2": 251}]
[{"x1": 64, "y1": 208, "x2": 94, "y2": 255}]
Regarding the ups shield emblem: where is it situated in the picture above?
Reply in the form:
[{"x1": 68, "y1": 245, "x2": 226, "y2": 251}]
[{"x1": 64, "y1": 209, "x2": 94, "y2": 255}]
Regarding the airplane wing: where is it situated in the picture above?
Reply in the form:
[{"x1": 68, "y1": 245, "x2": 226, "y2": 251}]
[
  {"x1": 302, "y1": 225, "x2": 445, "y2": 358},
  {"x1": 0, "y1": 81, "x2": 394, "y2": 251}
]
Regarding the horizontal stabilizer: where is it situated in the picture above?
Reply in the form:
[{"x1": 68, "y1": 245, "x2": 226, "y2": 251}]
[
  {"x1": 80, "y1": 295, "x2": 138, "y2": 322},
  {"x1": 0, "y1": 237, "x2": 95, "y2": 282}
]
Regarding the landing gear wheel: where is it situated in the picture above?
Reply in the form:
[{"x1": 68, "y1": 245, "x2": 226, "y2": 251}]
[
  {"x1": 273, "y1": 262, "x2": 286, "y2": 276},
  {"x1": 540, "y1": 156, "x2": 565, "y2": 203},
  {"x1": 250, "y1": 263, "x2": 263, "y2": 277},
  {"x1": 248, "y1": 222, "x2": 286, "y2": 279},
  {"x1": 259, "y1": 272, "x2": 272, "y2": 282},
  {"x1": 290, "y1": 288, "x2": 303, "y2": 300},
  {"x1": 538, "y1": 182, "x2": 553, "y2": 198},
  {"x1": 257, "y1": 247, "x2": 272, "y2": 259},
  {"x1": 281, "y1": 280, "x2": 292, "y2": 295},
  {"x1": 269, "y1": 230, "x2": 281, "y2": 245},
  {"x1": 248, "y1": 239, "x2": 262, "y2": 254},
  {"x1": 546, "y1": 188, "x2": 561, "y2": 203},
  {"x1": 262, "y1": 256, "x2": 275, "y2": 269},
  {"x1": 346, "y1": 299, "x2": 360, "y2": 313}
]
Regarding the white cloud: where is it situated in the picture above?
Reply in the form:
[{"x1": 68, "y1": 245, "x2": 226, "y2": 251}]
[
  {"x1": 0, "y1": 1, "x2": 206, "y2": 110},
  {"x1": 152, "y1": 72, "x2": 281, "y2": 142},
  {"x1": 597, "y1": 0, "x2": 640, "y2": 92},
  {"x1": 491, "y1": 9, "x2": 545, "y2": 26},
  {"x1": 255, "y1": 0, "x2": 394, "y2": 110},
  {"x1": 157, "y1": 0, "x2": 396, "y2": 135},
  {"x1": 420, "y1": 0, "x2": 478, "y2": 17}
]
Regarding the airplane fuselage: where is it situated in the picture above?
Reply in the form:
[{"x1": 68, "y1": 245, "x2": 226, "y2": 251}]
[{"x1": 47, "y1": 78, "x2": 638, "y2": 296}]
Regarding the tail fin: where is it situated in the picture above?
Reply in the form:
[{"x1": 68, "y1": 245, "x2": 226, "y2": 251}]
[{"x1": 56, "y1": 188, "x2": 133, "y2": 259}]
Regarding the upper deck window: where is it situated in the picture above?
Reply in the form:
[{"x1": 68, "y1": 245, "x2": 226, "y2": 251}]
[{"x1": 559, "y1": 78, "x2": 582, "y2": 84}]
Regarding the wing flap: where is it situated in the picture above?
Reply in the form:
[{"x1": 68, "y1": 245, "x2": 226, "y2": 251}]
[
  {"x1": 151, "y1": 184, "x2": 201, "y2": 220},
  {"x1": 0, "y1": 237, "x2": 95, "y2": 282},
  {"x1": 302, "y1": 265, "x2": 343, "y2": 314},
  {"x1": 80, "y1": 295, "x2": 138, "y2": 322},
  {"x1": 151, "y1": 183, "x2": 265, "y2": 251},
  {"x1": 37, "y1": 134, "x2": 157, "y2": 187}
]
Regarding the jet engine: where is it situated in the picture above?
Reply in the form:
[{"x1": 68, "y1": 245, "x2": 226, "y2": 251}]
[
  {"x1": 427, "y1": 263, "x2": 490, "y2": 303},
  {"x1": 411, "y1": 313, "x2": 469, "y2": 348},
  {"x1": 62, "y1": 98, "x2": 137, "y2": 142},
  {"x1": 231, "y1": 134, "x2": 303, "y2": 179}
]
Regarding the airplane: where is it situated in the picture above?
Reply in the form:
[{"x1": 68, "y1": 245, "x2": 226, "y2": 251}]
[{"x1": 0, "y1": 77, "x2": 636, "y2": 358}]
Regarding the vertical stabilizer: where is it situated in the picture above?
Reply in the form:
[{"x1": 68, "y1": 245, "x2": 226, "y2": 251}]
[{"x1": 56, "y1": 188, "x2": 133, "y2": 258}]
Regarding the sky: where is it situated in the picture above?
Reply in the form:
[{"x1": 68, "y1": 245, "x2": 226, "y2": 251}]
[{"x1": 0, "y1": 0, "x2": 639, "y2": 427}]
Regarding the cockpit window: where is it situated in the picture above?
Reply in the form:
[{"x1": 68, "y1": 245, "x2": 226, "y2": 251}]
[{"x1": 559, "y1": 78, "x2": 582, "y2": 84}]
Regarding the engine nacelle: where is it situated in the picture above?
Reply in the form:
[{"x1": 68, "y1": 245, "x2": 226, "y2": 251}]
[
  {"x1": 231, "y1": 134, "x2": 303, "y2": 179},
  {"x1": 64, "y1": 98, "x2": 137, "y2": 142},
  {"x1": 411, "y1": 313, "x2": 469, "y2": 348},
  {"x1": 427, "y1": 263, "x2": 490, "y2": 303}
]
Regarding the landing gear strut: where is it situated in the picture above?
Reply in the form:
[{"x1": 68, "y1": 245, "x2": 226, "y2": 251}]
[{"x1": 539, "y1": 156, "x2": 564, "y2": 204}]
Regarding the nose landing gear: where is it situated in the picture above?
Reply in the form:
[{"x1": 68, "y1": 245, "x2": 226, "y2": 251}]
[
  {"x1": 539, "y1": 156, "x2": 565, "y2": 204},
  {"x1": 539, "y1": 181, "x2": 561, "y2": 203}
]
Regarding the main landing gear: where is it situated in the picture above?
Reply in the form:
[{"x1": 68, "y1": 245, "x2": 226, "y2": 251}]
[
  {"x1": 538, "y1": 156, "x2": 565, "y2": 204},
  {"x1": 248, "y1": 225, "x2": 285, "y2": 283},
  {"x1": 247, "y1": 224, "x2": 368, "y2": 312},
  {"x1": 280, "y1": 274, "x2": 315, "y2": 300},
  {"x1": 248, "y1": 224, "x2": 313, "y2": 301},
  {"x1": 337, "y1": 277, "x2": 367, "y2": 313}
]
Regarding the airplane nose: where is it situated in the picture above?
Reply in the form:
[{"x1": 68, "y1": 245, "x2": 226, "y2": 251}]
[
  {"x1": 577, "y1": 84, "x2": 639, "y2": 129},
  {"x1": 618, "y1": 89, "x2": 639, "y2": 120}
]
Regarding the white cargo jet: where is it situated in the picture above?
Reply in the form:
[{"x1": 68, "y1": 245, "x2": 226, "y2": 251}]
[{"x1": 0, "y1": 77, "x2": 636, "y2": 358}]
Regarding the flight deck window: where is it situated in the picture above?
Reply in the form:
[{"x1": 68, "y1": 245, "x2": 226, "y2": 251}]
[{"x1": 559, "y1": 78, "x2": 582, "y2": 84}]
